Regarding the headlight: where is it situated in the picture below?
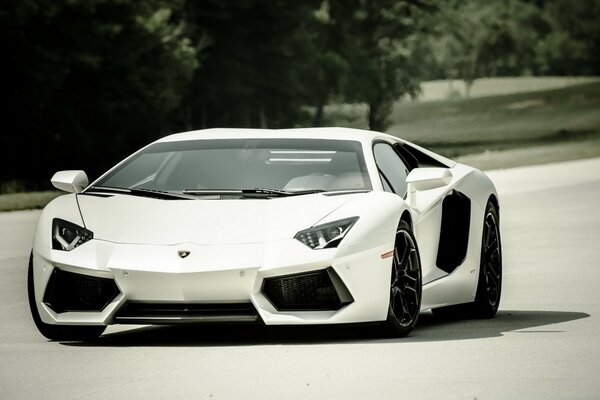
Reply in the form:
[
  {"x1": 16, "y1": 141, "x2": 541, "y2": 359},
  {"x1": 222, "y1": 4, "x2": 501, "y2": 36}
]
[
  {"x1": 294, "y1": 217, "x2": 359, "y2": 249},
  {"x1": 52, "y1": 218, "x2": 93, "y2": 251}
]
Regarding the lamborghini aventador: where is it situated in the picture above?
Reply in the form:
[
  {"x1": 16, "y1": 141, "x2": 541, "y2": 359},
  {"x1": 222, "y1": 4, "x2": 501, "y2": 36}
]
[{"x1": 28, "y1": 127, "x2": 502, "y2": 340}]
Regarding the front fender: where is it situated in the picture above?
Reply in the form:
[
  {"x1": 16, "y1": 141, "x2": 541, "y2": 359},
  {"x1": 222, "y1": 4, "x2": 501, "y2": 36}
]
[{"x1": 318, "y1": 191, "x2": 409, "y2": 257}]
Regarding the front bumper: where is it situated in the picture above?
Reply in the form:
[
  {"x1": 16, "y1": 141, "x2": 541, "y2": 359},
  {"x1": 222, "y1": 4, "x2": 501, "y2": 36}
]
[{"x1": 31, "y1": 234, "x2": 393, "y2": 326}]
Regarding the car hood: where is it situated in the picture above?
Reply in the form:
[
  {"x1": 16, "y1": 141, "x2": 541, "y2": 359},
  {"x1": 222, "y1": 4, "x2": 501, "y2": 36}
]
[{"x1": 77, "y1": 193, "x2": 362, "y2": 245}]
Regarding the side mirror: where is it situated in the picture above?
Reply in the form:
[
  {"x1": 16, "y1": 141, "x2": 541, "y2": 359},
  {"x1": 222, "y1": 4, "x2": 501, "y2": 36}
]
[
  {"x1": 51, "y1": 170, "x2": 89, "y2": 193},
  {"x1": 406, "y1": 168, "x2": 452, "y2": 191}
]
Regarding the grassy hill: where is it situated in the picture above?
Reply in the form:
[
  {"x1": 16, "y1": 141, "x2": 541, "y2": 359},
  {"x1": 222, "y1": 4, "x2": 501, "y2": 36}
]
[
  {"x1": 323, "y1": 79, "x2": 600, "y2": 168},
  {"x1": 0, "y1": 191, "x2": 62, "y2": 212},
  {"x1": 388, "y1": 81, "x2": 600, "y2": 156},
  {"x1": 417, "y1": 76, "x2": 600, "y2": 101}
]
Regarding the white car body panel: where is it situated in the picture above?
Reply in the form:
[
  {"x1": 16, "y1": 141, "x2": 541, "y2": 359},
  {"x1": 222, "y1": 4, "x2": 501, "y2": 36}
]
[
  {"x1": 30, "y1": 127, "x2": 498, "y2": 328},
  {"x1": 76, "y1": 193, "x2": 357, "y2": 245}
]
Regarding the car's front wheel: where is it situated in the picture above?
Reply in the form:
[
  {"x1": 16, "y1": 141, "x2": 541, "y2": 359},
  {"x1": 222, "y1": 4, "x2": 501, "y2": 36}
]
[
  {"x1": 27, "y1": 253, "x2": 106, "y2": 341},
  {"x1": 381, "y1": 220, "x2": 422, "y2": 337}
]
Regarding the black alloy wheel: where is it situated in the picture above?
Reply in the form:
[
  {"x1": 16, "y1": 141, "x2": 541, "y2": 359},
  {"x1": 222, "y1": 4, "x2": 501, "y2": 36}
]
[
  {"x1": 383, "y1": 219, "x2": 422, "y2": 337},
  {"x1": 472, "y1": 201, "x2": 502, "y2": 317}
]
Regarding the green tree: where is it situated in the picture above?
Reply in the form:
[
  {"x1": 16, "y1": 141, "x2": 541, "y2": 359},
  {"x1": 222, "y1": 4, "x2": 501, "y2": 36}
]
[
  {"x1": 424, "y1": 0, "x2": 542, "y2": 97},
  {"x1": 411, "y1": 0, "x2": 600, "y2": 93},
  {"x1": 534, "y1": 0, "x2": 600, "y2": 75},
  {"x1": 298, "y1": 1, "x2": 350, "y2": 127},
  {"x1": 182, "y1": 0, "x2": 322, "y2": 129},
  {"x1": 330, "y1": 0, "x2": 431, "y2": 131},
  {"x1": 0, "y1": 0, "x2": 197, "y2": 184}
]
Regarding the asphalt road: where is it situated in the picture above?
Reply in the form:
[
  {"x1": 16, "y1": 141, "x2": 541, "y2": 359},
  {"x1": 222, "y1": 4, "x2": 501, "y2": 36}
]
[{"x1": 1, "y1": 158, "x2": 600, "y2": 399}]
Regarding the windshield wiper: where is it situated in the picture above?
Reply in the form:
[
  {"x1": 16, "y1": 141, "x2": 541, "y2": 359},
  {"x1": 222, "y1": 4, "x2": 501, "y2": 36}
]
[
  {"x1": 131, "y1": 188, "x2": 194, "y2": 200},
  {"x1": 86, "y1": 186, "x2": 193, "y2": 200},
  {"x1": 182, "y1": 188, "x2": 325, "y2": 197},
  {"x1": 182, "y1": 189, "x2": 244, "y2": 195},
  {"x1": 85, "y1": 185, "x2": 130, "y2": 194},
  {"x1": 244, "y1": 188, "x2": 325, "y2": 197}
]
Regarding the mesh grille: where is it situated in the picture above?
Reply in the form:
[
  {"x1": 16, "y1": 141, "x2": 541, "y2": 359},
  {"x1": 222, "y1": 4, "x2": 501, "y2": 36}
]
[
  {"x1": 43, "y1": 268, "x2": 120, "y2": 313},
  {"x1": 262, "y1": 268, "x2": 348, "y2": 311}
]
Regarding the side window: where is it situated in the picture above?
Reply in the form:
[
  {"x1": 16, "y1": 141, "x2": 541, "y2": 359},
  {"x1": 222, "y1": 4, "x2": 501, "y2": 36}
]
[
  {"x1": 373, "y1": 142, "x2": 409, "y2": 197},
  {"x1": 398, "y1": 142, "x2": 449, "y2": 168}
]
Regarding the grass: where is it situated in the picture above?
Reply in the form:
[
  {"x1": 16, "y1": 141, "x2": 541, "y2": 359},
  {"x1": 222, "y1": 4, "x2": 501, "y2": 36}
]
[
  {"x1": 417, "y1": 76, "x2": 600, "y2": 101},
  {"x1": 0, "y1": 191, "x2": 62, "y2": 212},
  {"x1": 455, "y1": 134, "x2": 600, "y2": 170},
  {"x1": 388, "y1": 80, "x2": 600, "y2": 158}
]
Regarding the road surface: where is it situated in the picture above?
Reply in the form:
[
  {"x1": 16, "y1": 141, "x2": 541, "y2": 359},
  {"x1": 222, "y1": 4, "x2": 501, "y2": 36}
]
[{"x1": 1, "y1": 158, "x2": 599, "y2": 399}]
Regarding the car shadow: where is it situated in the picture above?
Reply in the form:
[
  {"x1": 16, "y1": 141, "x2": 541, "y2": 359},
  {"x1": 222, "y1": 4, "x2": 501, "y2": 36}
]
[
  {"x1": 403, "y1": 310, "x2": 590, "y2": 343},
  {"x1": 61, "y1": 310, "x2": 590, "y2": 347}
]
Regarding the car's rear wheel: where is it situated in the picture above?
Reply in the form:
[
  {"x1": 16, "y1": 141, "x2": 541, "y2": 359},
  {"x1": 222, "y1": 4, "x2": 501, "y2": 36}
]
[
  {"x1": 432, "y1": 200, "x2": 502, "y2": 319},
  {"x1": 472, "y1": 201, "x2": 502, "y2": 317},
  {"x1": 381, "y1": 220, "x2": 422, "y2": 337},
  {"x1": 27, "y1": 253, "x2": 106, "y2": 341}
]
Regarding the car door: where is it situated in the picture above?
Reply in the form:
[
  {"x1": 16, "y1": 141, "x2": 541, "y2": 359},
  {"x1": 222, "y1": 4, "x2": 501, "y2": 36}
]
[{"x1": 373, "y1": 140, "x2": 458, "y2": 284}]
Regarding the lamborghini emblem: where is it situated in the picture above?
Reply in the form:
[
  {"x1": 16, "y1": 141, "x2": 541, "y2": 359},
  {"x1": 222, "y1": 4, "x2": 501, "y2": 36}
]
[{"x1": 178, "y1": 250, "x2": 191, "y2": 258}]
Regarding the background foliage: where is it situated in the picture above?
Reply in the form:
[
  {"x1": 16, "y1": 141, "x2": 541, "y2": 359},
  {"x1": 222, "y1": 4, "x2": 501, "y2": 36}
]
[{"x1": 1, "y1": 0, "x2": 599, "y2": 187}]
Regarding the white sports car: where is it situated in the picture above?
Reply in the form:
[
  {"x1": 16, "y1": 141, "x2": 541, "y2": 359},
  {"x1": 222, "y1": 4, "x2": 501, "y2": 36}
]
[{"x1": 28, "y1": 127, "x2": 501, "y2": 340}]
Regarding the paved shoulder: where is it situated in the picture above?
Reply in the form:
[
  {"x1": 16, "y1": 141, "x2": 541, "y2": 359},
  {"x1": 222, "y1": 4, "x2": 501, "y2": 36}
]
[{"x1": 486, "y1": 157, "x2": 600, "y2": 195}]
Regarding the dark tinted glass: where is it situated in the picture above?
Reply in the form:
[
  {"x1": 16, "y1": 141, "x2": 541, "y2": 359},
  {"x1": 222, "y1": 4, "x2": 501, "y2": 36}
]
[
  {"x1": 96, "y1": 139, "x2": 372, "y2": 192},
  {"x1": 373, "y1": 142, "x2": 409, "y2": 196}
]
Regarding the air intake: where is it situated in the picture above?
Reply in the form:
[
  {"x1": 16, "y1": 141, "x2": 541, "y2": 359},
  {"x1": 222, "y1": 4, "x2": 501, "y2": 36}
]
[
  {"x1": 262, "y1": 267, "x2": 353, "y2": 311},
  {"x1": 43, "y1": 268, "x2": 120, "y2": 313},
  {"x1": 113, "y1": 302, "x2": 260, "y2": 324}
]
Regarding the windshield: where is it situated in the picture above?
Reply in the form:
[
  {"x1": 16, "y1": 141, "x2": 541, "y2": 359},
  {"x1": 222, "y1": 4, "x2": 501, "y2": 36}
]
[{"x1": 94, "y1": 139, "x2": 372, "y2": 193}]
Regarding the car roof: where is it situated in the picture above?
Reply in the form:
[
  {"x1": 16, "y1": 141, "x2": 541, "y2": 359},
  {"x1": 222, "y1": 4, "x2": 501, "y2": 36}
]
[
  {"x1": 157, "y1": 127, "x2": 400, "y2": 146},
  {"x1": 155, "y1": 127, "x2": 456, "y2": 168}
]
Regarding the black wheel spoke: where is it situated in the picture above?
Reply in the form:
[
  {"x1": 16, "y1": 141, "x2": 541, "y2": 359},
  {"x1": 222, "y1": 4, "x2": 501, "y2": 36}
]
[
  {"x1": 486, "y1": 267, "x2": 498, "y2": 288},
  {"x1": 393, "y1": 247, "x2": 403, "y2": 268},
  {"x1": 484, "y1": 221, "x2": 491, "y2": 245},
  {"x1": 488, "y1": 260, "x2": 500, "y2": 279},
  {"x1": 400, "y1": 293, "x2": 409, "y2": 316},
  {"x1": 391, "y1": 272, "x2": 400, "y2": 287},
  {"x1": 390, "y1": 286, "x2": 403, "y2": 316},
  {"x1": 484, "y1": 239, "x2": 498, "y2": 259},
  {"x1": 403, "y1": 285, "x2": 418, "y2": 295}
]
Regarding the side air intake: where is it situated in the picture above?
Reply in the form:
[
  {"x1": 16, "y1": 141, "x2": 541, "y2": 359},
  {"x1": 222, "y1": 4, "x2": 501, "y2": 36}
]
[{"x1": 436, "y1": 190, "x2": 471, "y2": 273}]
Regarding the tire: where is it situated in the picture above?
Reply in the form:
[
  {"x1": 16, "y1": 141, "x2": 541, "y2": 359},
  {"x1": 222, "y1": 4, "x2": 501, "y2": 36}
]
[
  {"x1": 381, "y1": 220, "x2": 422, "y2": 337},
  {"x1": 27, "y1": 253, "x2": 106, "y2": 341},
  {"x1": 432, "y1": 200, "x2": 502, "y2": 319},
  {"x1": 471, "y1": 201, "x2": 502, "y2": 318}
]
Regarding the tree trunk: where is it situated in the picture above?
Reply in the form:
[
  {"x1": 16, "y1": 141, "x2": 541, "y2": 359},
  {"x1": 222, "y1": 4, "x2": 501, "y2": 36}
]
[
  {"x1": 465, "y1": 79, "x2": 474, "y2": 98},
  {"x1": 201, "y1": 103, "x2": 207, "y2": 129},
  {"x1": 312, "y1": 100, "x2": 325, "y2": 127},
  {"x1": 368, "y1": 100, "x2": 390, "y2": 132},
  {"x1": 259, "y1": 106, "x2": 267, "y2": 128}
]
